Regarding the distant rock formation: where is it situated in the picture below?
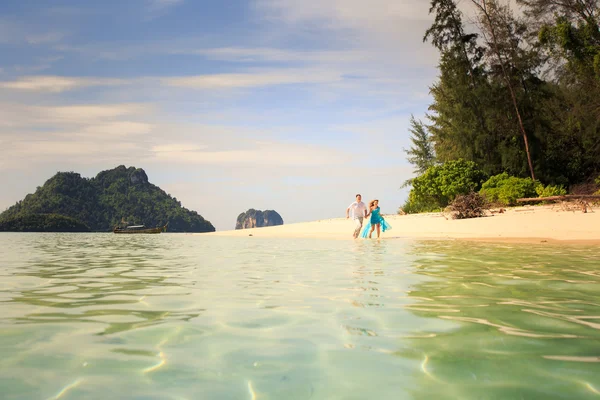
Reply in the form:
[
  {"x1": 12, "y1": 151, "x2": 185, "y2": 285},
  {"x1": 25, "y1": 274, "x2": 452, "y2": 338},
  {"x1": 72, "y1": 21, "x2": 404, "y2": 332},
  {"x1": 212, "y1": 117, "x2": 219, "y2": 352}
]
[{"x1": 235, "y1": 209, "x2": 284, "y2": 230}]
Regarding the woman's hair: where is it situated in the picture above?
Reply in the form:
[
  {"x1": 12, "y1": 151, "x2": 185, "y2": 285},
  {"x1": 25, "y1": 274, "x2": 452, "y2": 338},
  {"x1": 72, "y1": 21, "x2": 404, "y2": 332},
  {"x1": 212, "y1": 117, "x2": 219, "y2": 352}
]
[{"x1": 369, "y1": 199, "x2": 379, "y2": 208}]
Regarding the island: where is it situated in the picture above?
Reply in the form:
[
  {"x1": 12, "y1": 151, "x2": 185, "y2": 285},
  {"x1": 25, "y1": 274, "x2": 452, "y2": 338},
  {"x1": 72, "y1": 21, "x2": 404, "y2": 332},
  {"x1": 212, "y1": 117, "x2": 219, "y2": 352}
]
[
  {"x1": 0, "y1": 165, "x2": 215, "y2": 233},
  {"x1": 235, "y1": 209, "x2": 284, "y2": 230}
]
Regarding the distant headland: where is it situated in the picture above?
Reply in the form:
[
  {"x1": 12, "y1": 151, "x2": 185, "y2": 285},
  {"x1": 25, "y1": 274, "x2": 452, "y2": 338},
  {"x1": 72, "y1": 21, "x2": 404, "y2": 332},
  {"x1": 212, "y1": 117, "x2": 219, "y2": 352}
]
[
  {"x1": 235, "y1": 209, "x2": 283, "y2": 230},
  {"x1": 0, "y1": 165, "x2": 215, "y2": 233}
]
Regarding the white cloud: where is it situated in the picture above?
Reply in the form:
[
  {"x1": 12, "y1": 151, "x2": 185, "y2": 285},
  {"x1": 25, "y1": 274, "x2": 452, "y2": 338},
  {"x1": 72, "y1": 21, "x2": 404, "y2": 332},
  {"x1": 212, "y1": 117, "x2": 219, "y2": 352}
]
[
  {"x1": 257, "y1": 0, "x2": 431, "y2": 25},
  {"x1": 0, "y1": 18, "x2": 65, "y2": 45},
  {"x1": 0, "y1": 75, "x2": 128, "y2": 93},
  {"x1": 150, "y1": 141, "x2": 350, "y2": 166},
  {"x1": 25, "y1": 32, "x2": 66, "y2": 45},
  {"x1": 255, "y1": 0, "x2": 432, "y2": 44},
  {"x1": 33, "y1": 103, "x2": 149, "y2": 123},
  {"x1": 12, "y1": 140, "x2": 141, "y2": 157},
  {"x1": 163, "y1": 69, "x2": 342, "y2": 89},
  {"x1": 183, "y1": 47, "x2": 368, "y2": 64},
  {"x1": 79, "y1": 121, "x2": 154, "y2": 137},
  {"x1": 145, "y1": 0, "x2": 185, "y2": 20},
  {"x1": 148, "y1": 0, "x2": 185, "y2": 11},
  {"x1": 153, "y1": 144, "x2": 208, "y2": 153},
  {"x1": 0, "y1": 102, "x2": 152, "y2": 131}
]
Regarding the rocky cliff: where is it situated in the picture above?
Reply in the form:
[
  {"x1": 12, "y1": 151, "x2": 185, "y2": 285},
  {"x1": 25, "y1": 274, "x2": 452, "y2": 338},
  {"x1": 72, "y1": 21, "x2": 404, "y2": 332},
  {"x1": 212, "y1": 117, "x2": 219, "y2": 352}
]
[{"x1": 235, "y1": 209, "x2": 284, "y2": 230}]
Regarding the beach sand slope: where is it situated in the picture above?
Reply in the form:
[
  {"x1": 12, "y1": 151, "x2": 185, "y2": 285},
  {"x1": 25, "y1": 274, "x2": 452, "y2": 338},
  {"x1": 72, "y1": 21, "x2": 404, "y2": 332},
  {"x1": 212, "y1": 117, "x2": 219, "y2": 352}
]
[{"x1": 201, "y1": 205, "x2": 600, "y2": 244}]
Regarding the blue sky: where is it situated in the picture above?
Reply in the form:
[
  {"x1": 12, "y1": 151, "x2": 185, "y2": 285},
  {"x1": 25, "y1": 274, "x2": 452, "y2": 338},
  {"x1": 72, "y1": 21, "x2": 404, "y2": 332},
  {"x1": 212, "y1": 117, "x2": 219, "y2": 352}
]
[{"x1": 0, "y1": 0, "x2": 451, "y2": 230}]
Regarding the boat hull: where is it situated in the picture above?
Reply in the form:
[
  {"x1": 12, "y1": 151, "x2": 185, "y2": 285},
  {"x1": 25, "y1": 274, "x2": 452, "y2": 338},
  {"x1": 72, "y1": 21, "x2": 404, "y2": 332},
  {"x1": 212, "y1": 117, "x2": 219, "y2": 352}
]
[{"x1": 113, "y1": 225, "x2": 166, "y2": 234}]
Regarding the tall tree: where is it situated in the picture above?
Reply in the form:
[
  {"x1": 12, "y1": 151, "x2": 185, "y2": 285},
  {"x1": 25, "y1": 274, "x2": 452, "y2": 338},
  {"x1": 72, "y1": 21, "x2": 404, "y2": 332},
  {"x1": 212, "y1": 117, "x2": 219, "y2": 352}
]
[
  {"x1": 425, "y1": 0, "x2": 498, "y2": 171},
  {"x1": 517, "y1": 0, "x2": 599, "y2": 23},
  {"x1": 404, "y1": 115, "x2": 436, "y2": 176},
  {"x1": 521, "y1": 0, "x2": 600, "y2": 182},
  {"x1": 470, "y1": 0, "x2": 537, "y2": 181}
]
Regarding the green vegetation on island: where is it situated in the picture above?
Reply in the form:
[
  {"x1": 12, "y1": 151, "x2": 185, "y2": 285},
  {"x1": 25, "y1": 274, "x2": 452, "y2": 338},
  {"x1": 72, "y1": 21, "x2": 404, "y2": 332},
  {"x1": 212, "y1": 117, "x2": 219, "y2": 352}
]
[
  {"x1": 0, "y1": 166, "x2": 215, "y2": 233},
  {"x1": 0, "y1": 213, "x2": 91, "y2": 232},
  {"x1": 402, "y1": 0, "x2": 600, "y2": 214}
]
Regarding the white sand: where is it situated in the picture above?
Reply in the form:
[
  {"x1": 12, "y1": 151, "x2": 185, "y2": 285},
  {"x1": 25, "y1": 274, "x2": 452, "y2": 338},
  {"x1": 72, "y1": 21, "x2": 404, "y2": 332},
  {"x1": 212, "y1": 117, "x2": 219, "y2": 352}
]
[{"x1": 202, "y1": 205, "x2": 600, "y2": 244}]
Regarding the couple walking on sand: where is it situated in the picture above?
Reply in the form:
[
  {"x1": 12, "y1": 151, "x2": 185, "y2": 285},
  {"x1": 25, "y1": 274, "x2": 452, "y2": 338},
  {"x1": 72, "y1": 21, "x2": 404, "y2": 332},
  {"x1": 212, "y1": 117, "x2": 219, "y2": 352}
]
[{"x1": 346, "y1": 194, "x2": 392, "y2": 239}]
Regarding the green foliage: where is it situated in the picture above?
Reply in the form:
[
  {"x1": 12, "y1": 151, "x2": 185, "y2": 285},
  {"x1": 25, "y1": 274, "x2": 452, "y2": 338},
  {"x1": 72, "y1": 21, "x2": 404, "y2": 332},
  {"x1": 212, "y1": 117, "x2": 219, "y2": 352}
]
[
  {"x1": 423, "y1": 0, "x2": 600, "y2": 187},
  {"x1": 0, "y1": 166, "x2": 215, "y2": 233},
  {"x1": 447, "y1": 192, "x2": 488, "y2": 219},
  {"x1": 480, "y1": 173, "x2": 537, "y2": 206},
  {"x1": 404, "y1": 115, "x2": 436, "y2": 177},
  {"x1": 535, "y1": 183, "x2": 567, "y2": 198},
  {"x1": 410, "y1": 159, "x2": 487, "y2": 210},
  {"x1": 0, "y1": 214, "x2": 90, "y2": 232},
  {"x1": 401, "y1": 191, "x2": 440, "y2": 214}
]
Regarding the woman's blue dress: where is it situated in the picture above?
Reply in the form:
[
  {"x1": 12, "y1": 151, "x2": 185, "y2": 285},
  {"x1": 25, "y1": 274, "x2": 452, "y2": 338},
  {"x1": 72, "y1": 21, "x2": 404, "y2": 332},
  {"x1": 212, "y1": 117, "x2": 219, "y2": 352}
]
[{"x1": 360, "y1": 207, "x2": 392, "y2": 238}]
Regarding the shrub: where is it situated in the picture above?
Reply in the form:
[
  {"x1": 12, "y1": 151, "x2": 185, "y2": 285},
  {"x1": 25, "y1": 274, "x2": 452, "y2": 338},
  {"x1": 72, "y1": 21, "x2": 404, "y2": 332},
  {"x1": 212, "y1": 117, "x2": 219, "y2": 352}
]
[
  {"x1": 447, "y1": 192, "x2": 488, "y2": 219},
  {"x1": 410, "y1": 159, "x2": 487, "y2": 210},
  {"x1": 480, "y1": 173, "x2": 536, "y2": 206},
  {"x1": 535, "y1": 183, "x2": 567, "y2": 198},
  {"x1": 401, "y1": 191, "x2": 439, "y2": 214}
]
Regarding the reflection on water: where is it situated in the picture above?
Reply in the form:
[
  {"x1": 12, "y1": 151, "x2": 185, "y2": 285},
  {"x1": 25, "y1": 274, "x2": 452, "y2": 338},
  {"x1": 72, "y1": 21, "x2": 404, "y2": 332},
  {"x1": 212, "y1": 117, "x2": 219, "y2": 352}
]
[{"x1": 0, "y1": 234, "x2": 599, "y2": 399}]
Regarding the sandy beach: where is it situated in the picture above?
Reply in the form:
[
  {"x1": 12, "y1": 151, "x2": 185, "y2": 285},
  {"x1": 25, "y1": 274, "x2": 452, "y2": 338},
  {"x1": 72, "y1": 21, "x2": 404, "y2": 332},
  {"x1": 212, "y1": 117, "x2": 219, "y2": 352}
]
[{"x1": 204, "y1": 205, "x2": 600, "y2": 244}]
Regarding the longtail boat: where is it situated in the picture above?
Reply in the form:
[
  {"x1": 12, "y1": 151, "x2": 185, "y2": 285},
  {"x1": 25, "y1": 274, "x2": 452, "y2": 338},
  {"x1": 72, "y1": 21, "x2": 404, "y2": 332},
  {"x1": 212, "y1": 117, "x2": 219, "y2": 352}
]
[{"x1": 113, "y1": 224, "x2": 168, "y2": 234}]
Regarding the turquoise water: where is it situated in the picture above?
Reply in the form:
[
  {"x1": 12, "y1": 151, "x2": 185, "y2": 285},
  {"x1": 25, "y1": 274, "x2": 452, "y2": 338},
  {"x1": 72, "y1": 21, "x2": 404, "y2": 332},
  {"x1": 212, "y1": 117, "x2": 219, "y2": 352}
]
[{"x1": 0, "y1": 233, "x2": 599, "y2": 399}]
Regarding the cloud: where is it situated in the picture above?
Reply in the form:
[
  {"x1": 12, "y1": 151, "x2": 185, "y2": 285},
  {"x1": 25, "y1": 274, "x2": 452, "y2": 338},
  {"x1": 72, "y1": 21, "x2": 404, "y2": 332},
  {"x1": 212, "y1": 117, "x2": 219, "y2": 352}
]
[
  {"x1": 0, "y1": 18, "x2": 65, "y2": 45},
  {"x1": 151, "y1": 140, "x2": 350, "y2": 166},
  {"x1": 182, "y1": 47, "x2": 368, "y2": 64},
  {"x1": 145, "y1": 0, "x2": 185, "y2": 20},
  {"x1": 257, "y1": 0, "x2": 430, "y2": 25},
  {"x1": 0, "y1": 75, "x2": 129, "y2": 92},
  {"x1": 163, "y1": 69, "x2": 342, "y2": 89},
  {"x1": 0, "y1": 102, "x2": 152, "y2": 130},
  {"x1": 78, "y1": 121, "x2": 154, "y2": 137},
  {"x1": 25, "y1": 32, "x2": 66, "y2": 45},
  {"x1": 0, "y1": 102, "x2": 156, "y2": 169},
  {"x1": 255, "y1": 0, "x2": 432, "y2": 43},
  {"x1": 148, "y1": 0, "x2": 185, "y2": 11}
]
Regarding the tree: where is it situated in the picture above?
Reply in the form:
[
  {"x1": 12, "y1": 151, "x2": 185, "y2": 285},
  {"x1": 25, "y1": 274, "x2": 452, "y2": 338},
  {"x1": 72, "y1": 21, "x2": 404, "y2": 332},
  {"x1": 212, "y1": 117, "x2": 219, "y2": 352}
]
[
  {"x1": 404, "y1": 115, "x2": 436, "y2": 177},
  {"x1": 521, "y1": 0, "x2": 600, "y2": 182},
  {"x1": 470, "y1": 0, "x2": 536, "y2": 181},
  {"x1": 425, "y1": 0, "x2": 494, "y2": 170},
  {"x1": 409, "y1": 159, "x2": 487, "y2": 210}
]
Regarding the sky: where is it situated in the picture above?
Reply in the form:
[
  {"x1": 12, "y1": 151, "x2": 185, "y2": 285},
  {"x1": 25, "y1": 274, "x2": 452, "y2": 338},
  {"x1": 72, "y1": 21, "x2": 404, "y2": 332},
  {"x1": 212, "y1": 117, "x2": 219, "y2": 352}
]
[{"x1": 0, "y1": 0, "x2": 480, "y2": 230}]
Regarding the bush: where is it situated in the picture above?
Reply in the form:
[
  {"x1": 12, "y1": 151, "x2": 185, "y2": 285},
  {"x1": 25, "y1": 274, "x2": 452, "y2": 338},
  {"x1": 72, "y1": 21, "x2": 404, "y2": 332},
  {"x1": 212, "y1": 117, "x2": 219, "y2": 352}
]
[
  {"x1": 401, "y1": 191, "x2": 439, "y2": 214},
  {"x1": 410, "y1": 159, "x2": 487, "y2": 210},
  {"x1": 535, "y1": 183, "x2": 567, "y2": 198},
  {"x1": 480, "y1": 173, "x2": 537, "y2": 206},
  {"x1": 447, "y1": 192, "x2": 488, "y2": 219}
]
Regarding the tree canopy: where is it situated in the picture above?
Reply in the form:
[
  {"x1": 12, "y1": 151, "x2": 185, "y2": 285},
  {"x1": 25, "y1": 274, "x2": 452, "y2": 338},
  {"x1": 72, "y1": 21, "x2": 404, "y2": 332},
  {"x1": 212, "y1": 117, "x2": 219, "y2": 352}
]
[{"x1": 412, "y1": 0, "x2": 600, "y2": 187}]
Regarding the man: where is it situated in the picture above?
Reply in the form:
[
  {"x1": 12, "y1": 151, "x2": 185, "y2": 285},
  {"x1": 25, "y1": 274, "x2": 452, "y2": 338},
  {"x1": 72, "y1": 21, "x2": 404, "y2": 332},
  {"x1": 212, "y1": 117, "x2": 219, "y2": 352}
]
[{"x1": 346, "y1": 194, "x2": 368, "y2": 239}]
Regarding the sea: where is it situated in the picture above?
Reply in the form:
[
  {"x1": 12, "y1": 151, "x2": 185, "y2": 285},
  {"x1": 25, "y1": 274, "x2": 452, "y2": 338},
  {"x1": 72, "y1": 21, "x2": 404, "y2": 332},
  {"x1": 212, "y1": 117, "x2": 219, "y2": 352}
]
[{"x1": 0, "y1": 233, "x2": 599, "y2": 399}]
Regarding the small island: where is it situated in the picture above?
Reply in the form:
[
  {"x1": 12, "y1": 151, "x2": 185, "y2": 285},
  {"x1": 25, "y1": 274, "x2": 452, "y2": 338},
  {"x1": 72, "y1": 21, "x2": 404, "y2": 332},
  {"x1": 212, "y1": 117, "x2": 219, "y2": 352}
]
[
  {"x1": 0, "y1": 165, "x2": 215, "y2": 233},
  {"x1": 235, "y1": 209, "x2": 284, "y2": 230}
]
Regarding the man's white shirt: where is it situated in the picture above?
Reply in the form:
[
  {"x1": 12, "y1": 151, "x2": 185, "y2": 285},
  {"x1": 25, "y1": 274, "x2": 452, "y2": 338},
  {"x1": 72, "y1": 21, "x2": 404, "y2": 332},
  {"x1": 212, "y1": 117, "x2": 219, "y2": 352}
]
[{"x1": 348, "y1": 201, "x2": 367, "y2": 220}]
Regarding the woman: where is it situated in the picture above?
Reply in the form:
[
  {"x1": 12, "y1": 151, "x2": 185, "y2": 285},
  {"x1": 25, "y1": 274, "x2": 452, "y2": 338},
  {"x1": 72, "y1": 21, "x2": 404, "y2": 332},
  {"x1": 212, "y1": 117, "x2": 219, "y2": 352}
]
[{"x1": 361, "y1": 200, "x2": 392, "y2": 239}]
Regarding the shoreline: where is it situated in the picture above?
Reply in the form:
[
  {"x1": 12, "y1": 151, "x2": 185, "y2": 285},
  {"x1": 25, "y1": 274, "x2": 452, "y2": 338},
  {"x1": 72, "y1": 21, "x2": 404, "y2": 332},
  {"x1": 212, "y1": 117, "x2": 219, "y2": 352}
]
[{"x1": 201, "y1": 205, "x2": 600, "y2": 245}]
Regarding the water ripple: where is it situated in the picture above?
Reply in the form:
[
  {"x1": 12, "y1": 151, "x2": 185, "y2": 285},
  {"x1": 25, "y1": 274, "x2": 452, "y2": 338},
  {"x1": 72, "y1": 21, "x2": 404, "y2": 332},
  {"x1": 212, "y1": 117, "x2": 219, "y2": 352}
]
[{"x1": 0, "y1": 234, "x2": 599, "y2": 399}]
